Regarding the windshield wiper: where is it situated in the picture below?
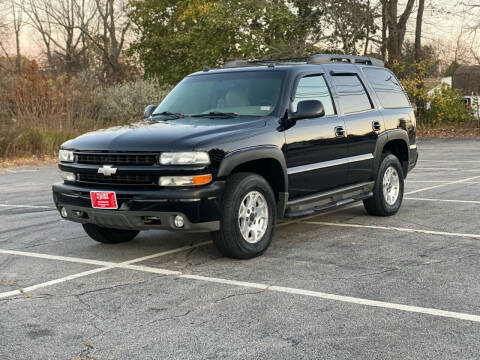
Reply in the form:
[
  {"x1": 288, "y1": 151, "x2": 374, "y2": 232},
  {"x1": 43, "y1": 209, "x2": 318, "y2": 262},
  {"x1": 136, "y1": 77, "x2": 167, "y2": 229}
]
[
  {"x1": 190, "y1": 111, "x2": 238, "y2": 118},
  {"x1": 148, "y1": 111, "x2": 184, "y2": 120}
]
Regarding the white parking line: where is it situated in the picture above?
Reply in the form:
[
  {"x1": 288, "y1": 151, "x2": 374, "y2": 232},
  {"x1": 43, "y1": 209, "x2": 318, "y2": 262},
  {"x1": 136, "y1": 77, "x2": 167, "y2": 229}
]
[
  {"x1": 413, "y1": 167, "x2": 459, "y2": 170},
  {"x1": 0, "y1": 267, "x2": 116, "y2": 299},
  {"x1": 407, "y1": 180, "x2": 479, "y2": 184},
  {"x1": 405, "y1": 197, "x2": 480, "y2": 204},
  {"x1": 418, "y1": 160, "x2": 480, "y2": 163},
  {"x1": 3, "y1": 248, "x2": 480, "y2": 323},
  {"x1": 0, "y1": 204, "x2": 54, "y2": 209},
  {"x1": 0, "y1": 241, "x2": 210, "y2": 299},
  {"x1": 405, "y1": 175, "x2": 480, "y2": 195},
  {"x1": 0, "y1": 249, "x2": 114, "y2": 266},
  {"x1": 303, "y1": 221, "x2": 480, "y2": 239}
]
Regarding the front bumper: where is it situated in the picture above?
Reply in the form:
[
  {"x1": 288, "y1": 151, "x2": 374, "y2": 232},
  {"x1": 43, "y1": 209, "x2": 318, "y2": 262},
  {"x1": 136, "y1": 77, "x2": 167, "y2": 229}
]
[{"x1": 52, "y1": 181, "x2": 225, "y2": 231}]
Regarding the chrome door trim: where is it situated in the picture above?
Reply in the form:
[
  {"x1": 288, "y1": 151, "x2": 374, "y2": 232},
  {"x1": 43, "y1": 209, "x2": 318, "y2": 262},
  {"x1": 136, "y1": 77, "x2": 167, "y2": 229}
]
[{"x1": 287, "y1": 153, "x2": 374, "y2": 175}]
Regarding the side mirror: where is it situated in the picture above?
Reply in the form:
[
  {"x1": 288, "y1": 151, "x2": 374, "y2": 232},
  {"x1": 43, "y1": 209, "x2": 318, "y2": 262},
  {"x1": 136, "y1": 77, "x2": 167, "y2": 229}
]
[
  {"x1": 144, "y1": 104, "x2": 157, "y2": 119},
  {"x1": 290, "y1": 100, "x2": 325, "y2": 120}
]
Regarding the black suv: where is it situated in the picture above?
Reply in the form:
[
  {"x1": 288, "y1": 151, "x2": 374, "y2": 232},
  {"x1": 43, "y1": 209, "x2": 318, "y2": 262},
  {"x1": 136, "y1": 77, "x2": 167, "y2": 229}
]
[{"x1": 53, "y1": 54, "x2": 418, "y2": 259}]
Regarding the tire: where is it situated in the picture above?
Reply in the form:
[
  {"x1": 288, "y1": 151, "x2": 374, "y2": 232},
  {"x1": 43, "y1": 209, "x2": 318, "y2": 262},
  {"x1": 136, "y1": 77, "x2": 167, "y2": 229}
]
[
  {"x1": 82, "y1": 223, "x2": 139, "y2": 244},
  {"x1": 363, "y1": 153, "x2": 404, "y2": 216},
  {"x1": 211, "y1": 172, "x2": 276, "y2": 259}
]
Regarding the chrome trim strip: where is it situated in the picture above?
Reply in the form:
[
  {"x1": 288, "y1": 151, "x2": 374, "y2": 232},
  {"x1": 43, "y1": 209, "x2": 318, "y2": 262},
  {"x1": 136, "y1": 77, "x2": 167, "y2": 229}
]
[
  {"x1": 287, "y1": 154, "x2": 374, "y2": 175},
  {"x1": 409, "y1": 144, "x2": 417, "y2": 150}
]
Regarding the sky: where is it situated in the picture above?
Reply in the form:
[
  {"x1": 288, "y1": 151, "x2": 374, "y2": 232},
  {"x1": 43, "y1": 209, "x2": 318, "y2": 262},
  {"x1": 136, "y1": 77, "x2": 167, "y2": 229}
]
[{"x1": 2, "y1": 0, "x2": 479, "y2": 67}]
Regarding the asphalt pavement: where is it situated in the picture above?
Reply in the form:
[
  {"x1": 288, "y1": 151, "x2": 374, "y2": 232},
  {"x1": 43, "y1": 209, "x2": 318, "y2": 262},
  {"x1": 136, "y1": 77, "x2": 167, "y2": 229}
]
[{"x1": 1, "y1": 139, "x2": 479, "y2": 359}]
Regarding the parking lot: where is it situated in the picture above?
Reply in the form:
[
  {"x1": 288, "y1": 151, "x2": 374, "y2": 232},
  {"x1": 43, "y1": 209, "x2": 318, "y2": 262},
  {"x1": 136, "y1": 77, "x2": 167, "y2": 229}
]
[{"x1": 1, "y1": 139, "x2": 480, "y2": 359}]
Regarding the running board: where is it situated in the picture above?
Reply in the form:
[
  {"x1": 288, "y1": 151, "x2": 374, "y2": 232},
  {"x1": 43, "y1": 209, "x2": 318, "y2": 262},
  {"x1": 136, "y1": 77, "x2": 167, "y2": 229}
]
[{"x1": 284, "y1": 182, "x2": 374, "y2": 218}]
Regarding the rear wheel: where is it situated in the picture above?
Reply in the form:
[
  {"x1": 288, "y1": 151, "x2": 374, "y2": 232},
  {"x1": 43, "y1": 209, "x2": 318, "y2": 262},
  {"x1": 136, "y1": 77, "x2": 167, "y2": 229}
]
[
  {"x1": 363, "y1": 153, "x2": 404, "y2": 216},
  {"x1": 82, "y1": 223, "x2": 139, "y2": 244},
  {"x1": 211, "y1": 172, "x2": 276, "y2": 259}
]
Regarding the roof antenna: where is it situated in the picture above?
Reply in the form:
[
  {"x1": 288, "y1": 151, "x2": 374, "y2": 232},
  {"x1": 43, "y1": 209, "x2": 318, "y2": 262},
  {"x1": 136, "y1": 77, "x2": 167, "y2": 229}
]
[{"x1": 203, "y1": 66, "x2": 210, "y2": 72}]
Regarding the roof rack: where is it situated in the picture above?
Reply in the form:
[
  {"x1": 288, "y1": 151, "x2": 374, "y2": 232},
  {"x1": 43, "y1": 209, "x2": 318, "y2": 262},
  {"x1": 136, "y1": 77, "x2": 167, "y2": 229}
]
[
  {"x1": 222, "y1": 54, "x2": 384, "y2": 69},
  {"x1": 308, "y1": 54, "x2": 384, "y2": 67},
  {"x1": 223, "y1": 57, "x2": 308, "y2": 68}
]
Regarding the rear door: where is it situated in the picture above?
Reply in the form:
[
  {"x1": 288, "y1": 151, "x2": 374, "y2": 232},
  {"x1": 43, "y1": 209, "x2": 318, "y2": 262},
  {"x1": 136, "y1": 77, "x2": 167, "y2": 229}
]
[
  {"x1": 285, "y1": 73, "x2": 349, "y2": 198},
  {"x1": 326, "y1": 70, "x2": 381, "y2": 184}
]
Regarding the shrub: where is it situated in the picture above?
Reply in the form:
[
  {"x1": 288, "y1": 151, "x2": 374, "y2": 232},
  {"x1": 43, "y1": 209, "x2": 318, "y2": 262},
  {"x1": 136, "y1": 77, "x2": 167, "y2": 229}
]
[
  {"x1": 425, "y1": 84, "x2": 472, "y2": 125},
  {"x1": 97, "y1": 78, "x2": 169, "y2": 123},
  {"x1": 0, "y1": 61, "x2": 171, "y2": 159},
  {"x1": 0, "y1": 127, "x2": 75, "y2": 158}
]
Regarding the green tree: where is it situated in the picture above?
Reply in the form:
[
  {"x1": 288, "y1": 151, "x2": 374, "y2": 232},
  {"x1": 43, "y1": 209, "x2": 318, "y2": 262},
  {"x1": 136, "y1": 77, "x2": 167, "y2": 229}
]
[
  {"x1": 128, "y1": 0, "x2": 298, "y2": 84},
  {"x1": 444, "y1": 60, "x2": 461, "y2": 77},
  {"x1": 321, "y1": 0, "x2": 379, "y2": 55}
]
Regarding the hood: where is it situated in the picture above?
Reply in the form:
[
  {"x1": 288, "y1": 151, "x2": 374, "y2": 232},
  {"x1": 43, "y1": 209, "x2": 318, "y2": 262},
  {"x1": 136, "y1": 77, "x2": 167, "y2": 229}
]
[{"x1": 62, "y1": 117, "x2": 268, "y2": 152}]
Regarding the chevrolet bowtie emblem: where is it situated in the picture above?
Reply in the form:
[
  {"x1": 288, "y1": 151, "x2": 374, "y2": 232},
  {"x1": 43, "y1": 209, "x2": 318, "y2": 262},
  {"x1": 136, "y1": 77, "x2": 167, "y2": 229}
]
[{"x1": 97, "y1": 165, "x2": 117, "y2": 176}]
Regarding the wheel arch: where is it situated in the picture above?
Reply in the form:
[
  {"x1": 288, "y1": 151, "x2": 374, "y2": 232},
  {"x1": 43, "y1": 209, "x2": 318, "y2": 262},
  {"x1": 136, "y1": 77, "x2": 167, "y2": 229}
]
[
  {"x1": 217, "y1": 146, "x2": 288, "y2": 217},
  {"x1": 374, "y1": 130, "x2": 410, "y2": 178}
]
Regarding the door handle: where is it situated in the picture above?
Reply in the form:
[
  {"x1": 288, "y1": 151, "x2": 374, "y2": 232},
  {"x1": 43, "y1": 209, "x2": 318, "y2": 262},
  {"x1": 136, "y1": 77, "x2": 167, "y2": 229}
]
[
  {"x1": 334, "y1": 126, "x2": 346, "y2": 137},
  {"x1": 372, "y1": 121, "x2": 381, "y2": 132}
]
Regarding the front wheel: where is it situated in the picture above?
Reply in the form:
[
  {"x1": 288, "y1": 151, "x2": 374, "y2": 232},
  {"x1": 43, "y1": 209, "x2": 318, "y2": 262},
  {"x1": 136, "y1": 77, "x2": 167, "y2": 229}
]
[
  {"x1": 211, "y1": 172, "x2": 276, "y2": 259},
  {"x1": 363, "y1": 153, "x2": 404, "y2": 216},
  {"x1": 82, "y1": 224, "x2": 139, "y2": 244}
]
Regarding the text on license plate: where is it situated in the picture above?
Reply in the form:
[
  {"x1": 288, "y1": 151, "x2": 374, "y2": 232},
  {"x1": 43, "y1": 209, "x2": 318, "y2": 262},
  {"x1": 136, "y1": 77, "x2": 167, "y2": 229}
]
[{"x1": 90, "y1": 191, "x2": 118, "y2": 209}]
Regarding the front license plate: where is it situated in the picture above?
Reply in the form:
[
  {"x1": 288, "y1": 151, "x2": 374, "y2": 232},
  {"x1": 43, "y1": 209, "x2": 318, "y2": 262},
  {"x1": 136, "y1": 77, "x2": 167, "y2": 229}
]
[{"x1": 90, "y1": 191, "x2": 118, "y2": 209}]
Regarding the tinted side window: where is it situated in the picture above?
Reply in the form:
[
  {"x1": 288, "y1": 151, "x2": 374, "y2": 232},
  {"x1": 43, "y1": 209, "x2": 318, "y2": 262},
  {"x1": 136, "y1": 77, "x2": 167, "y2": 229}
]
[
  {"x1": 292, "y1": 75, "x2": 336, "y2": 116},
  {"x1": 364, "y1": 68, "x2": 410, "y2": 109},
  {"x1": 332, "y1": 75, "x2": 372, "y2": 114}
]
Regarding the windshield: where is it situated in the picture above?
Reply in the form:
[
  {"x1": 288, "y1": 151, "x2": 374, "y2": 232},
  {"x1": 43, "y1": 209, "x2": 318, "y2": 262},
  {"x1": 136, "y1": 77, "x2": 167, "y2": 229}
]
[{"x1": 153, "y1": 71, "x2": 285, "y2": 118}]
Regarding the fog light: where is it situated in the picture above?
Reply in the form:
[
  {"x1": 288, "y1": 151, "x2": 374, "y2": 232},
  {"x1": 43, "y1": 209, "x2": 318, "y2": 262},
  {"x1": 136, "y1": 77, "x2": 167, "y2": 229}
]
[
  {"x1": 59, "y1": 170, "x2": 76, "y2": 181},
  {"x1": 60, "y1": 207, "x2": 68, "y2": 218},
  {"x1": 174, "y1": 215, "x2": 185, "y2": 228}
]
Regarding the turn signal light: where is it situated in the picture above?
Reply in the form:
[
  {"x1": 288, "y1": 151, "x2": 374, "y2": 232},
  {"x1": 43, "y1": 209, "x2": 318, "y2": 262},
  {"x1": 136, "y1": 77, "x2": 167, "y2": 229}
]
[{"x1": 192, "y1": 174, "x2": 212, "y2": 185}]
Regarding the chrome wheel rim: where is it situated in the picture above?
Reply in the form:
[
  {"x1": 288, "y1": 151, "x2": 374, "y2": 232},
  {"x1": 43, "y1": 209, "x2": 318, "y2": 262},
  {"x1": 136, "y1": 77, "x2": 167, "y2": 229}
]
[
  {"x1": 238, "y1": 191, "x2": 269, "y2": 244},
  {"x1": 382, "y1": 166, "x2": 400, "y2": 206}
]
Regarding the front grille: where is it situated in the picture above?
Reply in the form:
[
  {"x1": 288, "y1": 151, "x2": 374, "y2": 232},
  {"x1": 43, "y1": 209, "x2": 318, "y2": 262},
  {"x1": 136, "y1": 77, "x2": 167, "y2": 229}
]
[
  {"x1": 78, "y1": 173, "x2": 154, "y2": 185},
  {"x1": 76, "y1": 152, "x2": 157, "y2": 166}
]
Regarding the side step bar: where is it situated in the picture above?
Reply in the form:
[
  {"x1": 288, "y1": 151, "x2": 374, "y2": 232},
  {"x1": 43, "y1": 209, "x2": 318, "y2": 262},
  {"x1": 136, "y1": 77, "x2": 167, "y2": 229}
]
[{"x1": 284, "y1": 182, "x2": 374, "y2": 218}]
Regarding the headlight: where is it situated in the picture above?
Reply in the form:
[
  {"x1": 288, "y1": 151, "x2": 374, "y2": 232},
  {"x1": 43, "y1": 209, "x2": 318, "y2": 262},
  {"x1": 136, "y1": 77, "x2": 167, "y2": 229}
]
[
  {"x1": 160, "y1": 152, "x2": 210, "y2": 165},
  {"x1": 59, "y1": 149, "x2": 74, "y2": 162}
]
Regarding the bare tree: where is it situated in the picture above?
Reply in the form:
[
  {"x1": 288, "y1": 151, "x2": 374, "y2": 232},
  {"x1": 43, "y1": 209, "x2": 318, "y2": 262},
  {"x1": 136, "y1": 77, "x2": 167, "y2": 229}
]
[
  {"x1": 21, "y1": 0, "x2": 96, "y2": 73},
  {"x1": 0, "y1": 2, "x2": 13, "y2": 69},
  {"x1": 10, "y1": 0, "x2": 23, "y2": 73},
  {"x1": 414, "y1": 0, "x2": 425, "y2": 62},
  {"x1": 22, "y1": 0, "x2": 54, "y2": 69},
  {"x1": 382, "y1": 0, "x2": 415, "y2": 64},
  {"x1": 78, "y1": 0, "x2": 131, "y2": 81},
  {"x1": 380, "y1": 0, "x2": 387, "y2": 61}
]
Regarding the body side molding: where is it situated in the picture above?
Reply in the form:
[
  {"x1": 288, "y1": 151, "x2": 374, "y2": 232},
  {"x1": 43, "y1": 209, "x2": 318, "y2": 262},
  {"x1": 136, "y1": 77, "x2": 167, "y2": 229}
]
[{"x1": 287, "y1": 154, "x2": 373, "y2": 175}]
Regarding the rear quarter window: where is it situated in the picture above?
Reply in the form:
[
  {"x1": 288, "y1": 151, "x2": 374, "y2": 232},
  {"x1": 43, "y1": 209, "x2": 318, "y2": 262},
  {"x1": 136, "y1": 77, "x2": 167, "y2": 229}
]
[
  {"x1": 331, "y1": 74, "x2": 373, "y2": 114},
  {"x1": 363, "y1": 68, "x2": 410, "y2": 109}
]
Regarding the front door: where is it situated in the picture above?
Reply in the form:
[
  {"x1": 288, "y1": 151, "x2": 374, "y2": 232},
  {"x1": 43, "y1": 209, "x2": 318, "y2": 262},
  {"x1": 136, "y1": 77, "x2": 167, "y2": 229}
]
[{"x1": 285, "y1": 74, "x2": 349, "y2": 198}]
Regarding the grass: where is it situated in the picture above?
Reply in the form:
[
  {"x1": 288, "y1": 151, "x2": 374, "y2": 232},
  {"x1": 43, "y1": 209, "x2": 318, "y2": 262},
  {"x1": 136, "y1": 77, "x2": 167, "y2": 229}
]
[{"x1": 0, "y1": 126, "x2": 78, "y2": 159}]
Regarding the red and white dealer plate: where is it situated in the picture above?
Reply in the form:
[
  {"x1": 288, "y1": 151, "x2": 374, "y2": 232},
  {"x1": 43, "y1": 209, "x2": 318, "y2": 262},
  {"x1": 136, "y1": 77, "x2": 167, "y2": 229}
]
[{"x1": 90, "y1": 191, "x2": 118, "y2": 209}]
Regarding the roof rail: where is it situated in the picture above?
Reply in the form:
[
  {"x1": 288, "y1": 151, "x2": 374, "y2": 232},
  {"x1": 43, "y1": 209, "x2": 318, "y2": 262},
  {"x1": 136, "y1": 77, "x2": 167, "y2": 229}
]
[
  {"x1": 223, "y1": 56, "x2": 308, "y2": 68},
  {"x1": 308, "y1": 54, "x2": 384, "y2": 67}
]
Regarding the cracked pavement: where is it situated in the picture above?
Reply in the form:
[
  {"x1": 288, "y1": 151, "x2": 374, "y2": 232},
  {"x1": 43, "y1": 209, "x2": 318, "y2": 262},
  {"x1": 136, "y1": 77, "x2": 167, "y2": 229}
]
[{"x1": 1, "y1": 139, "x2": 480, "y2": 359}]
